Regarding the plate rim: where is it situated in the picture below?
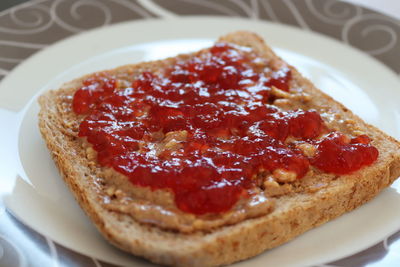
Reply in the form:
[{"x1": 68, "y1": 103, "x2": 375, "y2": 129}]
[{"x1": 4, "y1": 16, "x2": 400, "y2": 267}]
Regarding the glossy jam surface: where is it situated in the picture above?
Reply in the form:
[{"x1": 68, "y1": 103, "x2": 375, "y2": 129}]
[
  {"x1": 73, "y1": 43, "x2": 378, "y2": 215},
  {"x1": 311, "y1": 132, "x2": 378, "y2": 174}
]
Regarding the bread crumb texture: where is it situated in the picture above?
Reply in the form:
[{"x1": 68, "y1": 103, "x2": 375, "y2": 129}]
[{"x1": 38, "y1": 31, "x2": 400, "y2": 266}]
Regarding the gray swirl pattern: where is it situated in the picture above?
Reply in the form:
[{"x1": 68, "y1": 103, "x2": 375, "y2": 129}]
[
  {"x1": 0, "y1": 0, "x2": 400, "y2": 266},
  {"x1": 306, "y1": 0, "x2": 363, "y2": 26},
  {"x1": 1, "y1": 0, "x2": 400, "y2": 77},
  {"x1": 0, "y1": 0, "x2": 52, "y2": 34},
  {"x1": 342, "y1": 13, "x2": 400, "y2": 72},
  {"x1": 0, "y1": 0, "x2": 156, "y2": 80},
  {"x1": 50, "y1": 0, "x2": 113, "y2": 33},
  {"x1": 153, "y1": 0, "x2": 400, "y2": 73}
]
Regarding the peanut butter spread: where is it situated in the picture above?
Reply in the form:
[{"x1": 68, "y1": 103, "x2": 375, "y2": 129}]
[{"x1": 60, "y1": 43, "x2": 378, "y2": 232}]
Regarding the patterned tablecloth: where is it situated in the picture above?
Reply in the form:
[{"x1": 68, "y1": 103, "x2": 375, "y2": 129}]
[{"x1": 1, "y1": 0, "x2": 400, "y2": 266}]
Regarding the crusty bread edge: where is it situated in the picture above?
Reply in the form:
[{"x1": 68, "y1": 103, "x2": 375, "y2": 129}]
[{"x1": 38, "y1": 31, "x2": 400, "y2": 266}]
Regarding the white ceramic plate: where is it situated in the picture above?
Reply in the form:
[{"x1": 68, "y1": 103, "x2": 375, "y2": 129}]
[{"x1": 2, "y1": 17, "x2": 400, "y2": 267}]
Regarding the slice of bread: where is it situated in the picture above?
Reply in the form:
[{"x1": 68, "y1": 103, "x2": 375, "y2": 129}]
[{"x1": 38, "y1": 31, "x2": 400, "y2": 266}]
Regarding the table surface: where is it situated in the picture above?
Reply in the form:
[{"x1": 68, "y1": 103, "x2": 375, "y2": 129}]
[
  {"x1": 1, "y1": 0, "x2": 400, "y2": 267},
  {"x1": 344, "y1": 0, "x2": 400, "y2": 19}
]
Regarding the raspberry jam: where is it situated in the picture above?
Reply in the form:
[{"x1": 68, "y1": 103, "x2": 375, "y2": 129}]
[
  {"x1": 311, "y1": 132, "x2": 378, "y2": 174},
  {"x1": 73, "y1": 43, "x2": 378, "y2": 215}
]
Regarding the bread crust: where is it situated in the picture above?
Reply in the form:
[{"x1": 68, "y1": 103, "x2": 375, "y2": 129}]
[{"x1": 38, "y1": 31, "x2": 400, "y2": 266}]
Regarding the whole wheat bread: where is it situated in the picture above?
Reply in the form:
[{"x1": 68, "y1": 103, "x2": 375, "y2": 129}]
[{"x1": 38, "y1": 31, "x2": 400, "y2": 266}]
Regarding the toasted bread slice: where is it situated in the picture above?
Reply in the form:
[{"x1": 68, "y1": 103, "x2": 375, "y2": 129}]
[{"x1": 38, "y1": 31, "x2": 400, "y2": 266}]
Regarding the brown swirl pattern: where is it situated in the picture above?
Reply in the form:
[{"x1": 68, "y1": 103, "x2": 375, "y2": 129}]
[
  {"x1": 1, "y1": 0, "x2": 399, "y2": 80},
  {"x1": 0, "y1": 0, "x2": 156, "y2": 80},
  {"x1": 343, "y1": 13, "x2": 400, "y2": 73},
  {"x1": 306, "y1": 0, "x2": 363, "y2": 26},
  {"x1": 153, "y1": 0, "x2": 400, "y2": 73}
]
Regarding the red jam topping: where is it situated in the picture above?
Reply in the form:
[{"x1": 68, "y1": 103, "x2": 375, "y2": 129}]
[
  {"x1": 311, "y1": 132, "x2": 378, "y2": 175},
  {"x1": 72, "y1": 43, "x2": 378, "y2": 215}
]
